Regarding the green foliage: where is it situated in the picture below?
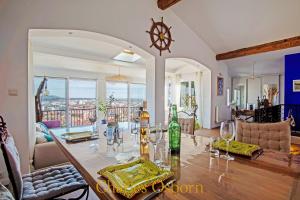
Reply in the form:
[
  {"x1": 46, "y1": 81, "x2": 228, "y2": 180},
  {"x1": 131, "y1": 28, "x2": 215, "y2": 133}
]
[
  {"x1": 194, "y1": 119, "x2": 202, "y2": 130},
  {"x1": 183, "y1": 95, "x2": 197, "y2": 111},
  {"x1": 108, "y1": 94, "x2": 116, "y2": 106},
  {"x1": 98, "y1": 101, "x2": 107, "y2": 117}
]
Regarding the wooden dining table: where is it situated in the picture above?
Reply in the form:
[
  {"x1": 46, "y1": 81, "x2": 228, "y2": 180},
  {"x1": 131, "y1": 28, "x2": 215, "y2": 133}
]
[{"x1": 50, "y1": 126, "x2": 300, "y2": 200}]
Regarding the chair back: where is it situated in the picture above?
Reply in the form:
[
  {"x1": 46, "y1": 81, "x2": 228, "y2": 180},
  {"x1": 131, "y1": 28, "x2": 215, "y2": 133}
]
[
  {"x1": 178, "y1": 105, "x2": 198, "y2": 135},
  {"x1": 236, "y1": 119, "x2": 291, "y2": 153},
  {"x1": 0, "y1": 116, "x2": 23, "y2": 200}
]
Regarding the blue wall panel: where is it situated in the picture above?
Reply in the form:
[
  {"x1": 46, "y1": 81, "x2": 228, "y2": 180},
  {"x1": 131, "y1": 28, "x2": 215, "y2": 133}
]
[{"x1": 285, "y1": 53, "x2": 300, "y2": 132}]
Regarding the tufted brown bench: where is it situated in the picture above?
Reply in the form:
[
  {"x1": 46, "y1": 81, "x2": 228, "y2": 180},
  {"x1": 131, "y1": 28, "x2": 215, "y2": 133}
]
[{"x1": 236, "y1": 120, "x2": 291, "y2": 153}]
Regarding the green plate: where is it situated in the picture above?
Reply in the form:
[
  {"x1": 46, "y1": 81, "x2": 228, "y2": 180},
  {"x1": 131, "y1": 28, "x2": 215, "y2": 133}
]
[
  {"x1": 213, "y1": 140, "x2": 262, "y2": 157},
  {"x1": 98, "y1": 159, "x2": 173, "y2": 199}
]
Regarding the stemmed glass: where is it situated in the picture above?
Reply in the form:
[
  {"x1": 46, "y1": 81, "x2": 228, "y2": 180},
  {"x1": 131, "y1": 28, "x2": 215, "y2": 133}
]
[
  {"x1": 116, "y1": 127, "x2": 124, "y2": 153},
  {"x1": 88, "y1": 114, "x2": 97, "y2": 134},
  {"x1": 220, "y1": 121, "x2": 236, "y2": 160},
  {"x1": 88, "y1": 113, "x2": 98, "y2": 149},
  {"x1": 147, "y1": 123, "x2": 163, "y2": 164}
]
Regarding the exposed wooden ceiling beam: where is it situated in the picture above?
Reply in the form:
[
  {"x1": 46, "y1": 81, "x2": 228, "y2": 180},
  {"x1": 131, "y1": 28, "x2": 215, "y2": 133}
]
[
  {"x1": 157, "y1": 0, "x2": 181, "y2": 10},
  {"x1": 216, "y1": 36, "x2": 300, "y2": 61}
]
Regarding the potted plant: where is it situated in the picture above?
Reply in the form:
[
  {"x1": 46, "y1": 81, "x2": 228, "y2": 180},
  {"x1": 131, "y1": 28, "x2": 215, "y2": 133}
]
[{"x1": 98, "y1": 101, "x2": 108, "y2": 124}]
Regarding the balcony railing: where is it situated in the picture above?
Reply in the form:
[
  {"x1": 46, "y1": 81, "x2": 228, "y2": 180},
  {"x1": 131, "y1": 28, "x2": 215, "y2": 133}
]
[
  {"x1": 42, "y1": 106, "x2": 141, "y2": 127},
  {"x1": 107, "y1": 106, "x2": 141, "y2": 122},
  {"x1": 42, "y1": 109, "x2": 66, "y2": 127},
  {"x1": 42, "y1": 108, "x2": 96, "y2": 127},
  {"x1": 70, "y1": 108, "x2": 96, "y2": 127}
]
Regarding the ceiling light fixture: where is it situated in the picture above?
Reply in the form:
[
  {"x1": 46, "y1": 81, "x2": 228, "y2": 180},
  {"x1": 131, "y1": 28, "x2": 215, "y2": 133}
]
[
  {"x1": 113, "y1": 49, "x2": 141, "y2": 63},
  {"x1": 106, "y1": 66, "x2": 129, "y2": 82},
  {"x1": 251, "y1": 62, "x2": 256, "y2": 79}
]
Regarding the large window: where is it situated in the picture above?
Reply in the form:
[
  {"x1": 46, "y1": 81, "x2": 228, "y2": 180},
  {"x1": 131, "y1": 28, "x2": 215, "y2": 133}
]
[
  {"x1": 180, "y1": 82, "x2": 189, "y2": 107},
  {"x1": 34, "y1": 77, "x2": 97, "y2": 127},
  {"x1": 69, "y1": 79, "x2": 97, "y2": 127},
  {"x1": 130, "y1": 83, "x2": 146, "y2": 107},
  {"x1": 34, "y1": 77, "x2": 67, "y2": 127},
  {"x1": 106, "y1": 82, "x2": 146, "y2": 123},
  {"x1": 180, "y1": 81, "x2": 197, "y2": 109},
  {"x1": 106, "y1": 82, "x2": 128, "y2": 107}
]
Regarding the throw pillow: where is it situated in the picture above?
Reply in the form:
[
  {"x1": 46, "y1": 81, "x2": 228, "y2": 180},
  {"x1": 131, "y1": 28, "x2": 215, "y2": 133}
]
[
  {"x1": 43, "y1": 133, "x2": 53, "y2": 142},
  {"x1": 0, "y1": 184, "x2": 14, "y2": 200},
  {"x1": 36, "y1": 122, "x2": 49, "y2": 134},
  {"x1": 36, "y1": 122, "x2": 53, "y2": 142},
  {"x1": 35, "y1": 131, "x2": 47, "y2": 144}
]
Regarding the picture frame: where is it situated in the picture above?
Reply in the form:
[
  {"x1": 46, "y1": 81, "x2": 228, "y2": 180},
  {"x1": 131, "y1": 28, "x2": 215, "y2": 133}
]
[
  {"x1": 293, "y1": 80, "x2": 300, "y2": 92},
  {"x1": 217, "y1": 76, "x2": 224, "y2": 96}
]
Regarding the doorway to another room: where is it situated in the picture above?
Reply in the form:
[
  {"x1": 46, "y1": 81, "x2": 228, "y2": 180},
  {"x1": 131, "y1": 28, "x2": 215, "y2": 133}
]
[{"x1": 165, "y1": 58, "x2": 212, "y2": 129}]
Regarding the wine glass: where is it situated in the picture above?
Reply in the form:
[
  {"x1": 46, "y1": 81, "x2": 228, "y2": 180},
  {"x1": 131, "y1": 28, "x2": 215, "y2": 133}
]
[
  {"x1": 116, "y1": 127, "x2": 124, "y2": 153},
  {"x1": 88, "y1": 113, "x2": 97, "y2": 134},
  {"x1": 88, "y1": 113, "x2": 98, "y2": 149},
  {"x1": 147, "y1": 123, "x2": 163, "y2": 164},
  {"x1": 220, "y1": 121, "x2": 236, "y2": 160}
]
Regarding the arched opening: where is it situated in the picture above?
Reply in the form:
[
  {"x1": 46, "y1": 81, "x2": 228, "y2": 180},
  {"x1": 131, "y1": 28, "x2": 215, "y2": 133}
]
[
  {"x1": 28, "y1": 29, "x2": 155, "y2": 158},
  {"x1": 165, "y1": 58, "x2": 212, "y2": 129}
]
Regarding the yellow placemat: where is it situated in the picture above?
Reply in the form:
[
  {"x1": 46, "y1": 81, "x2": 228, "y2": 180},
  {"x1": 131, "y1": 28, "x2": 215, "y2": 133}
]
[{"x1": 63, "y1": 131, "x2": 93, "y2": 142}]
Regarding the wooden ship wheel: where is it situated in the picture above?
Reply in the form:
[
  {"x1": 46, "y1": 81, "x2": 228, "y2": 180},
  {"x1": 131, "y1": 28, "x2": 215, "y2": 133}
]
[{"x1": 146, "y1": 17, "x2": 174, "y2": 56}]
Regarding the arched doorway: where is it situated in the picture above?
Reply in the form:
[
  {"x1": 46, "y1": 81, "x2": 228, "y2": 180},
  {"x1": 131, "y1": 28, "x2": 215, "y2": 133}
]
[
  {"x1": 165, "y1": 58, "x2": 212, "y2": 129},
  {"x1": 28, "y1": 29, "x2": 155, "y2": 157}
]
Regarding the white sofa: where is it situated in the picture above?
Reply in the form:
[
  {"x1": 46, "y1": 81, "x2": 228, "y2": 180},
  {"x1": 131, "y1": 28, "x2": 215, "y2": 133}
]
[{"x1": 33, "y1": 141, "x2": 68, "y2": 169}]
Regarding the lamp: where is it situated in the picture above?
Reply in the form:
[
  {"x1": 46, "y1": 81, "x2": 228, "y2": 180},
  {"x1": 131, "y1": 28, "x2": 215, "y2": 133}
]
[
  {"x1": 106, "y1": 66, "x2": 130, "y2": 82},
  {"x1": 35, "y1": 76, "x2": 48, "y2": 122},
  {"x1": 250, "y1": 62, "x2": 256, "y2": 79},
  {"x1": 43, "y1": 79, "x2": 49, "y2": 96}
]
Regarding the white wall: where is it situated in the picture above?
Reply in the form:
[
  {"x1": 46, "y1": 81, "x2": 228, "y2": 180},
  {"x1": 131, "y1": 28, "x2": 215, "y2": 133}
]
[{"x1": 0, "y1": 0, "x2": 230, "y2": 173}]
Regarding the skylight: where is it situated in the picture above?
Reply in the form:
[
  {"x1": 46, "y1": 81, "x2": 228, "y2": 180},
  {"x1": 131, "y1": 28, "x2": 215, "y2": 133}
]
[{"x1": 113, "y1": 49, "x2": 141, "y2": 63}]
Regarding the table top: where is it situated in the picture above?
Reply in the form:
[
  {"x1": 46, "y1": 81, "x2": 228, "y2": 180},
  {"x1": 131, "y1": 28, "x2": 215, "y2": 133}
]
[{"x1": 50, "y1": 127, "x2": 300, "y2": 200}]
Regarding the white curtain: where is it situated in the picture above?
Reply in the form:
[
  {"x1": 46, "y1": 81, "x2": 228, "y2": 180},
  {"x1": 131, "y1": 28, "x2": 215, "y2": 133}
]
[{"x1": 195, "y1": 72, "x2": 202, "y2": 126}]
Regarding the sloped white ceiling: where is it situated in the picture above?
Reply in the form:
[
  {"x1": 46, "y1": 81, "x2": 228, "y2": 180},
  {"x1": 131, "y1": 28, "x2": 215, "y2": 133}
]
[{"x1": 172, "y1": 0, "x2": 300, "y2": 54}]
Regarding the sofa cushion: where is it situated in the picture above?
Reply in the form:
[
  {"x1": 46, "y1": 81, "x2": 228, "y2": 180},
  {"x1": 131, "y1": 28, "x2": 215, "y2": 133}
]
[
  {"x1": 33, "y1": 142, "x2": 68, "y2": 169},
  {"x1": 2, "y1": 134, "x2": 23, "y2": 200},
  {"x1": 0, "y1": 184, "x2": 15, "y2": 200},
  {"x1": 35, "y1": 122, "x2": 49, "y2": 134},
  {"x1": 42, "y1": 120, "x2": 61, "y2": 129},
  {"x1": 35, "y1": 123, "x2": 53, "y2": 142},
  {"x1": 22, "y1": 165, "x2": 86, "y2": 200},
  {"x1": 35, "y1": 131, "x2": 47, "y2": 144}
]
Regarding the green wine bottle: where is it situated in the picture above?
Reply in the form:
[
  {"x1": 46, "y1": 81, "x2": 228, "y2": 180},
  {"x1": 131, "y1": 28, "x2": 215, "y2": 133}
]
[{"x1": 168, "y1": 104, "x2": 181, "y2": 154}]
